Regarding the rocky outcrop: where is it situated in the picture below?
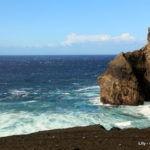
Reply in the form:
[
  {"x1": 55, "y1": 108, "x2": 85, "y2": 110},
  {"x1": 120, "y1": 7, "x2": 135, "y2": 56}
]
[{"x1": 98, "y1": 28, "x2": 150, "y2": 105}]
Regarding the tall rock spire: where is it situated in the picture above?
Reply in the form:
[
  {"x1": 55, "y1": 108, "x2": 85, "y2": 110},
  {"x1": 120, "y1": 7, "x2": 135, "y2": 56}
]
[{"x1": 148, "y1": 27, "x2": 150, "y2": 43}]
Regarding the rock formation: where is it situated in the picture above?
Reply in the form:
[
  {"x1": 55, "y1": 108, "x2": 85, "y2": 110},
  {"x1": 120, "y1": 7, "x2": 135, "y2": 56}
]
[{"x1": 98, "y1": 28, "x2": 150, "y2": 105}]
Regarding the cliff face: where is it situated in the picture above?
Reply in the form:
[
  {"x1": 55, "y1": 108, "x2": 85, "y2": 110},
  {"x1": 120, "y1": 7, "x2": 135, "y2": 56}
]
[{"x1": 98, "y1": 28, "x2": 150, "y2": 105}]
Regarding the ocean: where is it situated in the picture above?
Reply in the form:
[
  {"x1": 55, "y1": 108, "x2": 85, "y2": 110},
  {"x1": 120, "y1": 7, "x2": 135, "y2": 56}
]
[{"x1": 0, "y1": 55, "x2": 150, "y2": 137}]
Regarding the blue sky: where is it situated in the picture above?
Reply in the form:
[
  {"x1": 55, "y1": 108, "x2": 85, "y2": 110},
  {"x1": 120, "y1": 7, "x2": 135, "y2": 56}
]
[{"x1": 0, "y1": 0, "x2": 149, "y2": 55}]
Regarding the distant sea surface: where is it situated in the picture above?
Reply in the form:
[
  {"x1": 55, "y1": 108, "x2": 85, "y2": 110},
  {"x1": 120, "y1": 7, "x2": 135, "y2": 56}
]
[{"x1": 0, "y1": 55, "x2": 150, "y2": 137}]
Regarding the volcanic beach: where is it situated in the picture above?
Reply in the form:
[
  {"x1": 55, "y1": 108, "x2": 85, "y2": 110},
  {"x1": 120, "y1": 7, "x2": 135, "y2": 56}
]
[
  {"x1": 1, "y1": 30, "x2": 150, "y2": 149},
  {"x1": 1, "y1": 0, "x2": 150, "y2": 149},
  {"x1": 0, "y1": 125, "x2": 150, "y2": 150}
]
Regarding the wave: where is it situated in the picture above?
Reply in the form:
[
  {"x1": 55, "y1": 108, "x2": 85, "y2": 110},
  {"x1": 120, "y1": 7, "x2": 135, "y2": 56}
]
[
  {"x1": 0, "y1": 104, "x2": 150, "y2": 138},
  {"x1": 75, "y1": 86, "x2": 99, "y2": 92},
  {"x1": 135, "y1": 103, "x2": 150, "y2": 119},
  {"x1": 0, "y1": 86, "x2": 150, "y2": 137},
  {"x1": 89, "y1": 97, "x2": 101, "y2": 105},
  {"x1": 9, "y1": 89, "x2": 29, "y2": 96},
  {"x1": 72, "y1": 83, "x2": 79, "y2": 85},
  {"x1": 0, "y1": 111, "x2": 100, "y2": 137},
  {"x1": 21, "y1": 100, "x2": 37, "y2": 104},
  {"x1": 115, "y1": 121, "x2": 132, "y2": 127},
  {"x1": 62, "y1": 92, "x2": 70, "y2": 95},
  {"x1": 89, "y1": 96, "x2": 112, "y2": 106}
]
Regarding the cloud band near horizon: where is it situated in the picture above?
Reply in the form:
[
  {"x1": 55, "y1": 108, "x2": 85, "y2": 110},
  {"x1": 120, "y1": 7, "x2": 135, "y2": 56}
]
[{"x1": 46, "y1": 33, "x2": 139, "y2": 48}]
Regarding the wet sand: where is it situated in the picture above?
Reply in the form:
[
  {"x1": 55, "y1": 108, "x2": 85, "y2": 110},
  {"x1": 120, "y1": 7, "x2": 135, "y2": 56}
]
[{"x1": 0, "y1": 125, "x2": 150, "y2": 150}]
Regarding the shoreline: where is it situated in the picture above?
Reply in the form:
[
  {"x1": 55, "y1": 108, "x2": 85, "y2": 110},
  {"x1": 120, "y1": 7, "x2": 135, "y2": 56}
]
[{"x1": 0, "y1": 125, "x2": 150, "y2": 150}]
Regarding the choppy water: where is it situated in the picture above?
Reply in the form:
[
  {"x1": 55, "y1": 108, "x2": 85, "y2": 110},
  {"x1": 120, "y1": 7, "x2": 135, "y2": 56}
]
[{"x1": 0, "y1": 55, "x2": 150, "y2": 137}]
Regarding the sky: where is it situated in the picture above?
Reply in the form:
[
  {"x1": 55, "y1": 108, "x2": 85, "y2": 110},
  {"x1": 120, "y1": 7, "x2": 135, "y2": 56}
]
[{"x1": 0, "y1": 0, "x2": 150, "y2": 55}]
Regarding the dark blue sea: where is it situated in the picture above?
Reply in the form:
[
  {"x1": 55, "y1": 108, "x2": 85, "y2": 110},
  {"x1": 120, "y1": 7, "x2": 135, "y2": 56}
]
[{"x1": 0, "y1": 55, "x2": 150, "y2": 137}]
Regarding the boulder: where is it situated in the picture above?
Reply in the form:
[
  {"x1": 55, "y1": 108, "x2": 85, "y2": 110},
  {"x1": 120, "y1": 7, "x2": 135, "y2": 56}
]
[{"x1": 98, "y1": 28, "x2": 150, "y2": 105}]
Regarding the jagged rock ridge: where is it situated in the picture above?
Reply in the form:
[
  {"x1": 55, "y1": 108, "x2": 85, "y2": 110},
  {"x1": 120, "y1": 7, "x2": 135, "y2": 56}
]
[{"x1": 98, "y1": 28, "x2": 150, "y2": 105}]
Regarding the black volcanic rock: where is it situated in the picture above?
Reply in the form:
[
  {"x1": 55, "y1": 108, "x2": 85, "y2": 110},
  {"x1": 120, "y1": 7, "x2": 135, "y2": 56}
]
[{"x1": 0, "y1": 125, "x2": 150, "y2": 150}]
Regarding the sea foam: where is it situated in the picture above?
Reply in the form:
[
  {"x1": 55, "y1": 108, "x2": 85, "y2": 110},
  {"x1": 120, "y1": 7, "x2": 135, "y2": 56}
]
[
  {"x1": 115, "y1": 121, "x2": 132, "y2": 127},
  {"x1": 75, "y1": 86, "x2": 99, "y2": 92},
  {"x1": 9, "y1": 89, "x2": 29, "y2": 96}
]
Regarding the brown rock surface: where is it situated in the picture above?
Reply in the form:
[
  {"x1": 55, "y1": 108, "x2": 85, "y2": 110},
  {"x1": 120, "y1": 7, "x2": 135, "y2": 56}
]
[{"x1": 99, "y1": 28, "x2": 150, "y2": 105}]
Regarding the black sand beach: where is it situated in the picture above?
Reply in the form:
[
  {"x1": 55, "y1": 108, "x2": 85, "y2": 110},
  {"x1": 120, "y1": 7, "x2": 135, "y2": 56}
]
[{"x1": 0, "y1": 125, "x2": 150, "y2": 150}]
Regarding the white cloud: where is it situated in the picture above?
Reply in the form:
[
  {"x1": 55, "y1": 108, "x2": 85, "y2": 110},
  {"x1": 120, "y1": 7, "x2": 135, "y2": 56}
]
[
  {"x1": 112, "y1": 33, "x2": 135, "y2": 41},
  {"x1": 60, "y1": 33, "x2": 136, "y2": 46}
]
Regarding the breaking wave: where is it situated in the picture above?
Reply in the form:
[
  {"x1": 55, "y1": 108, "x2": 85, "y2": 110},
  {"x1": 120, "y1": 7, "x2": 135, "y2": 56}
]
[{"x1": 0, "y1": 55, "x2": 150, "y2": 137}]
